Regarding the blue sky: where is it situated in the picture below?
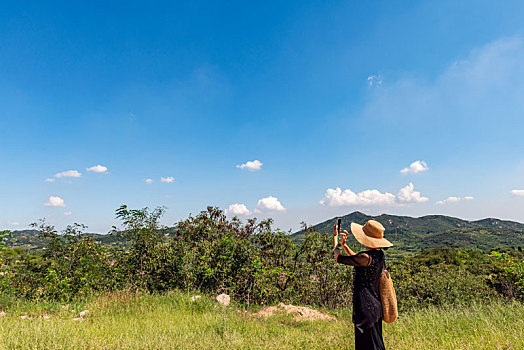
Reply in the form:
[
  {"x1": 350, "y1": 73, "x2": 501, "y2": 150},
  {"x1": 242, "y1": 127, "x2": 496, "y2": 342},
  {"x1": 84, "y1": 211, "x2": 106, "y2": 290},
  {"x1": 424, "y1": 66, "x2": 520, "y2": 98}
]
[{"x1": 2, "y1": 0, "x2": 524, "y2": 233}]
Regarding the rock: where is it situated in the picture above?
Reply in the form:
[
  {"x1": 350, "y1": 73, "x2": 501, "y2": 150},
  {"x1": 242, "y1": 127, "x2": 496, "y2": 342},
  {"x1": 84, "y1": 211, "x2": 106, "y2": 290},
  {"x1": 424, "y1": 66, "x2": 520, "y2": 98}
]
[
  {"x1": 73, "y1": 317, "x2": 83, "y2": 321},
  {"x1": 20, "y1": 315, "x2": 28, "y2": 319},
  {"x1": 79, "y1": 310, "x2": 89, "y2": 317},
  {"x1": 43, "y1": 315, "x2": 50, "y2": 320},
  {"x1": 216, "y1": 293, "x2": 230, "y2": 307},
  {"x1": 190, "y1": 295, "x2": 201, "y2": 302},
  {"x1": 0, "y1": 311, "x2": 6, "y2": 317}
]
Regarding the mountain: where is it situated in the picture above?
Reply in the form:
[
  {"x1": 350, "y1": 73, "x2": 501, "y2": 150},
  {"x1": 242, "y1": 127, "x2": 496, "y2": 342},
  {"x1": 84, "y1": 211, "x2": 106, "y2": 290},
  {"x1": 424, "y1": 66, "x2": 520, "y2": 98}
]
[
  {"x1": 292, "y1": 211, "x2": 524, "y2": 257},
  {"x1": 470, "y1": 218, "x2": 524, "y2": 230},
  {"x1": 5, "y1": 230, "x2": 46, "y2": 252},
  {"x1": 5, "y1": 230, "x2": 126, "y2": 252}
]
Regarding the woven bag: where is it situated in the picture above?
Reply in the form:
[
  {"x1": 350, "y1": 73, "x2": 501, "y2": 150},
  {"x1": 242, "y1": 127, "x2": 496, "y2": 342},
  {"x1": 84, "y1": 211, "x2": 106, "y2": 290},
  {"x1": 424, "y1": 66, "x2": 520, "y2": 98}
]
[{"x1": 379, "y1": 265, "x2": 398, "y2": 323}]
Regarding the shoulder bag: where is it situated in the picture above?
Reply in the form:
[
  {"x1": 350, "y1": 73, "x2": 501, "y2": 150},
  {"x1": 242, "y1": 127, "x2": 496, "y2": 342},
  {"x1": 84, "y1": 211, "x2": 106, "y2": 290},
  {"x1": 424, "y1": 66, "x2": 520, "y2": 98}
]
[{"x1": 379, "y1": 262, "x2": 398, "y2": 323}]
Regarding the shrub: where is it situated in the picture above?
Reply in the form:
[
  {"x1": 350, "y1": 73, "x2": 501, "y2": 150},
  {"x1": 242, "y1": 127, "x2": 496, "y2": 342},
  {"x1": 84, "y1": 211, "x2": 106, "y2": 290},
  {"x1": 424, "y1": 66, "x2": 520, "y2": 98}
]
[
  {"x1": 489, "y1": 251, "x2": 524, "y2": 300},
  {"x1": 1, "y1": 205, "x2": 521, "y2": 309}
]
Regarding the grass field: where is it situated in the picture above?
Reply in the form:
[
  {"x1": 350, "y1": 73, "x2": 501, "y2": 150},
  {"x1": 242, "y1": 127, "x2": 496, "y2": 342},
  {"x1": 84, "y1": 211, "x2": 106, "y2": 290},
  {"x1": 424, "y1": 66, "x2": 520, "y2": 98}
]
[{"x1": 0, "y1": 292, "x2": 522, "y2": 349}]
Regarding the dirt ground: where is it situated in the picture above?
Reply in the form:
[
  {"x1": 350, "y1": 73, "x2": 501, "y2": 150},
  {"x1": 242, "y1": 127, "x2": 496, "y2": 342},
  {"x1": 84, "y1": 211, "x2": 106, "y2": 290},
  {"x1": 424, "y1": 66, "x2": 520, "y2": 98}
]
[{"x1": 252, "y1": 303, "x2": 336, "y2": 322}]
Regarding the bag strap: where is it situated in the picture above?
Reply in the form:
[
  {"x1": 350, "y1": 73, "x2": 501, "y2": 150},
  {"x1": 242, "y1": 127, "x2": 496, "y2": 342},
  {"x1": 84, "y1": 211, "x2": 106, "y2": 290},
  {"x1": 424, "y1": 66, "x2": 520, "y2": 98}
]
[{"x1": 383, "y1": 256, "x2": 391, "y2": 279}]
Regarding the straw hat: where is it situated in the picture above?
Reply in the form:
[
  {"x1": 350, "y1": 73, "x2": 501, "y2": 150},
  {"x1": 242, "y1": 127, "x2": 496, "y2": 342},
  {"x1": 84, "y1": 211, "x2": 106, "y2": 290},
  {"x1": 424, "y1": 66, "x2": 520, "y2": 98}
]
[{"x1": 350, "y1": 220, "x2": 393, "y2": 249}]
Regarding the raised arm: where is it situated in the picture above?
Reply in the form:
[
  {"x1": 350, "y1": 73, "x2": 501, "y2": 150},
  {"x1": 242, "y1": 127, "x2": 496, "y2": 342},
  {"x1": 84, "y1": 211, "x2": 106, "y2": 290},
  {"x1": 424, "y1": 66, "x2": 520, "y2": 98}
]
[
  {"x1": 336, "y1": 252, "x2": 372, "y2": 266},
  {"x1": 340, "y1": 230, "x2": 356, "y2": 256},
  {"x1": 333, "y1": 225, "x2": 371, "y2": 266}
]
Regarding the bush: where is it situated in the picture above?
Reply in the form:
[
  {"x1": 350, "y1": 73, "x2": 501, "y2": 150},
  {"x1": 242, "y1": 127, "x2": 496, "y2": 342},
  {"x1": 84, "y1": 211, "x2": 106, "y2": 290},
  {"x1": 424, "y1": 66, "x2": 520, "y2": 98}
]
[
  {"x1": 0, "y1": 222, "x2": 120, "y2": 300},
  {"x1": 1, "y1": 205, "x2": 521, "y2": 309},
  {"x1": 488, "y1": 251, "x2": 524, "y2": 300}
]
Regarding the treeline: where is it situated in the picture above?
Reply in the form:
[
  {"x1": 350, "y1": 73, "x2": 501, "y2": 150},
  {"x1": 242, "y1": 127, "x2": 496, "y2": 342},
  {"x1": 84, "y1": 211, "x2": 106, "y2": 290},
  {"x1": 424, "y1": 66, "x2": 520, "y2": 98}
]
[{"x1": 0, "y1": 206, "x2": 522, "y2": 309}]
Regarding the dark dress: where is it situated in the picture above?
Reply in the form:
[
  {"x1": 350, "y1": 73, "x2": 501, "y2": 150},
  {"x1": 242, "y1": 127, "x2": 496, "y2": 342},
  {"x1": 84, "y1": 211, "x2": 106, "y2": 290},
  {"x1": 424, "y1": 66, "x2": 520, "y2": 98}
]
[{"x1": 336, "y1": 248, "x2": 386, "y2": 350}]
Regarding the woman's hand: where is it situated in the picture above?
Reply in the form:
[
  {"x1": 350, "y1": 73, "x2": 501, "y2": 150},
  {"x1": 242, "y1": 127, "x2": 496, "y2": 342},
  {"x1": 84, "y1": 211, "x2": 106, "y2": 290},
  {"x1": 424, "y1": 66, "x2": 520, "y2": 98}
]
[
  {"x1": 341, "y1": 230, "x2": 356, "y2": 256},
  {"x1": 341, "y1": 230, "x2": 349, "y2": 245}
]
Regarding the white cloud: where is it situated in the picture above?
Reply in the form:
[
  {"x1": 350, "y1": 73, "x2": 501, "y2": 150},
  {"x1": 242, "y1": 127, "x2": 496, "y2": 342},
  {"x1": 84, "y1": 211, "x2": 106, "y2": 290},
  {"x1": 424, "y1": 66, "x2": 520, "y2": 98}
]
[
  {"x1": 436, "y1": 197, "x2": 460, "y2": 205},
  {"x1": 255, "y1": 196, "x2": 286, "y2": 213},
  {"x1": 511, "y1": 189, "x2": 524, "y2": 196},
  {"x1": 397, "y1": 182, "x2": 429, "y2": 203},
  {"x1": 7, "y1": 221, "x2": 19, "y2": 226},
  {"x1": 226, "y1": 203, "x2": 251, "y2": 216},
  {"x1": 367, "y1": 75, "x2": 383, "y2": 86},
  {"x1": 45, "y1": 178, "x2": 55, "y2": 182},
  {"x1": 86, "y1": 164, "x2": 107, "y2": 173},
  {"x1": 44, "y1": 196, "x2": 66, "y2": 207},
  {"x1": 236, "y1": 160, "x2": 263, "y2": 171},
  {"x1": 54, "y1": 170, "x2": 82, "y2": 178},
  {"x1": 145, "y1": 179, "x2": 153, "y2": 184},
  {"x1": 435, "y1": 196, "x2": 473, "y2": 205},
  {"x1": 64, "y1": 211, "x2": 72, "y2": 216},
  {"x1": 161, "y1": 177, "x2": 175, "y2": 183},
  {"x1": 320, "y1": 187, "x2": 396, "y2": 206},
  {"x1": 401, "y1": 161, "x2": 429, "y2": 174},
  {"x1": 320, "y1": 183, "x2": 429, "y2": 206}
]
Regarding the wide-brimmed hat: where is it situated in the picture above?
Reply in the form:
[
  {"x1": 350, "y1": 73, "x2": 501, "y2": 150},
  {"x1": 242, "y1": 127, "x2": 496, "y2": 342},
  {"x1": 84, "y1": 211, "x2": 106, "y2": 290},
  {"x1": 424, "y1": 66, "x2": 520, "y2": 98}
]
[{"x1": 350, "y1": 220, "x2": 393, "y2": 249}]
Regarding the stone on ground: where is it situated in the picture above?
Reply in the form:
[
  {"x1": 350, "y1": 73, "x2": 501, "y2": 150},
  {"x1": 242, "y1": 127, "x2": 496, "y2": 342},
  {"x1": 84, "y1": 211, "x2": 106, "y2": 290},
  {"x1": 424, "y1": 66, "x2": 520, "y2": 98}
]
[{"x1": 216, "y1": 293, "x2": 230, "y2": 306}]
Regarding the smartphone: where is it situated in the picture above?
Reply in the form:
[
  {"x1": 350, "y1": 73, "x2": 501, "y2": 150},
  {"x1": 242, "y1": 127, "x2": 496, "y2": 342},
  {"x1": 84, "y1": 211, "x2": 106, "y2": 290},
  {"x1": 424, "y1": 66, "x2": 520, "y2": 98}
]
[{"x1": 336, "y1": 218, "x2": 342, "y2": 233}]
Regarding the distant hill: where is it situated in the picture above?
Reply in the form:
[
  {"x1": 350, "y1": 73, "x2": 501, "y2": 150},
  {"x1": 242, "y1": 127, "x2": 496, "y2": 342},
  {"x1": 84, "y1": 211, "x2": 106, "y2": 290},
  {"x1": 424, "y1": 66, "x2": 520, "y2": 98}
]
[
  {"x1": 292, "y1": 211, "x2": 524, "y2": 257},
  {"x1": 470, "y1": 218, "x2": 524, "y2": 230},
  {"x1": 5, "y1": 230, "x2": 46, "y2": 252},
  {"x1": 5, "y1": 230, "x2": 126, "y2": 252}
]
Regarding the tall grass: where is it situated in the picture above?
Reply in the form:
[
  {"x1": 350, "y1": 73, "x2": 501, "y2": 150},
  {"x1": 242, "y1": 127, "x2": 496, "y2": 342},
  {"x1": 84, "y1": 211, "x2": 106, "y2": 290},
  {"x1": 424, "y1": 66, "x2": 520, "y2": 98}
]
[{"x1": 0, "y1": 292, "x2": 522, "y2": 349}]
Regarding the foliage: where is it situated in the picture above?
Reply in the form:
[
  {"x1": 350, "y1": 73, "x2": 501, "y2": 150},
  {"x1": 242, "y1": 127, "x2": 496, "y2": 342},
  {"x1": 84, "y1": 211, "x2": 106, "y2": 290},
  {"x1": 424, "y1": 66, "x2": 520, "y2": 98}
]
[
  {"x1": 0, "y1": 230, "x2": 12, "y2": 249},
  {"x1": 0, "y1": 221, "x2": 120, "y2": 300},
  {"x1": 290, "y1": 231, "x2": 352, "y2": 308},
  {"x1": 1, "y1": 206, "x2": 523, "y2": 308},
  {"x1": 112, "y1": 205, "x2": 170, "y2": 291},
  {"x1": 489, "y1": 251, "x2": 524, "y2": 300}
]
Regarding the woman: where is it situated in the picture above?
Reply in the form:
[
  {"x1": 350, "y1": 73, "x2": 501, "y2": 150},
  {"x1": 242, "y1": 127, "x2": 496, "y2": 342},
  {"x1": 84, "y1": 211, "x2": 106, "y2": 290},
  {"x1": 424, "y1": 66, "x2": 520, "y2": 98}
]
[{"x1": 333, "y1": 219, "x2": 393, "y2": 350}]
